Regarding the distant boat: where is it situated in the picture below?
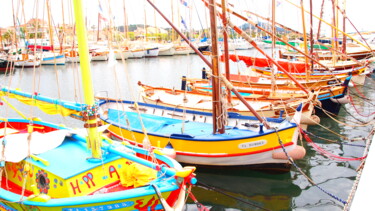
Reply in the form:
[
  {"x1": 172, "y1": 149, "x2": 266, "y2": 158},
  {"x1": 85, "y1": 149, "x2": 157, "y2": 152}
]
[
  {"x1": 0, "y1": 58, "x2": 14, "y2": 72},
  {"x1": 158, "y1": 44, "x2": 175, "y2": 56},
  {"x1": 41, "y1": 52, "x2": 66, "y2": 65},
  {"x1": 144, "y1": 47, "x2": 159, "y2": 57}
]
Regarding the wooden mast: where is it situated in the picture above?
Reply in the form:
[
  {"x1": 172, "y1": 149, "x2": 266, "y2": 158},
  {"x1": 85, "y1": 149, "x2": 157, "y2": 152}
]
[
  {"x1": 300, "y1": 0, "x2": 310, "y2": 82},
  {"x1": 210, "y1": 1, "x2": 330, "y2": 70},
  {"x1": 270, "y1": 0, "x2": 276, "y2": 97},
  {"x1": 309, "y1": 0, "x2": 314, "y2": 74},
  {"x1": 200, "y1": 0, "x2": 310, "y2": 94},
  {"x1": 46, "y1": 0, "x2": 54, "y2": 51},
  {"x1": 123, "y1": 0, "x2": 129, "y2": 40},
  {"x1": 316, "y1": 0, "x2": 325, "y2": 42},
  {"x1": 221, "y1": 0, "x2": 231, "y2": 104},
  {"x1": 209, "y1": 0, "x2": 225, "y2": 134},
  {"x1": 97, "y1": 0, "x2": 100, "y2": 41},
  {"x1": 284, "y1": 0, "x2": 371, "y2": 50},
  {"x1": 146, "y1": 0, "x2": 272, "y2": 129},
  {"x1": 73, "y1": 0, "x2": 102, "y2": 159},
  {"x1": 341, "y1": 0, "x2": 347, "y2": 55},
  {"x1": 331, "y1": 0, "x2": 339, "y2": 65}
]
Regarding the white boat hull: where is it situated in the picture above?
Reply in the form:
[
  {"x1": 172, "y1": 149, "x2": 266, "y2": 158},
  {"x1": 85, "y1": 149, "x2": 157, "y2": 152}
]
[
  {"x1": 145, "y1": 48, "x2": 159, "y2": 57},
  {"x1": 129, "y1": 50, "x2": 145, "y2": 59},
  {"x1": 91, "y1": 55, "x2": 109, "y2": 61},
  {"x1": 115, "y1": 51, "x2": 131, "y2": 60},
  {"x1": 41, "y1": 55, "x2": 66, "y2": 65},
  {"x1": 158, "y1": 46, "x2": 175, "y2": 56}
]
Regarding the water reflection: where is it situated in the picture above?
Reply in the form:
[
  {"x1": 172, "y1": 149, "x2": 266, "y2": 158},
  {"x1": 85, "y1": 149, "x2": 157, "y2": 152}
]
[{"x1": 185, "y1": 168, "x2": 301, "y2": 211}]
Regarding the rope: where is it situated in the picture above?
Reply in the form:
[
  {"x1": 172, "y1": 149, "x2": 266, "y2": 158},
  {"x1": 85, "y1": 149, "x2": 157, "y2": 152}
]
[
  {"x1": 303, "y1": 129, "x2": 366, "y2": 147},
  {"x1": 343, "y1": 127, "x2": 374, "y2": 211},
  {"x1": 274, "y1": 129, "x2": 348, "y2": 205},
  {"x1": 301, "y1": 129, "x2": 367, "y2": 161},
  {"x1": 347, "y1": 89, "x2": 375, "y2": 118},
  {"x1": 196, "y1": 181, "x2": 271, "y2": 211}
]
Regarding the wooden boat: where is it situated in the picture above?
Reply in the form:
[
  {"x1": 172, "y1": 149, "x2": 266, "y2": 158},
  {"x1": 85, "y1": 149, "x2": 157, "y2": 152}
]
[
  {"x1": 41, "y1": 53, "x2": 66, "y2": 65},
  {"x1": 65, "y1": 50, "x2": 92, "y2": 63},
  {"x1": 0, "y1": 118, "x2": 195, "y2": 211},
  {"x1": 128, "y1": 48, "x2": 146, "y2": 59},
  {"x1": 145, "y1": 47, "x2": 159, "y2": 57},
  {"x1": 226, "y1": 54, "x2": 369, "y2": 85},
  {"x1": 0, "y1": 1, "x2": 196, "y2": 210},
  {"x1": 97, "y1": 97, "x2": 306, "y2": 167},
  {"x1": 114, "y1": 49, "x2": 131, "y2": 60},
  {"x1": 187, "y1": 76, "x2": 351, "y2": 115},
  {"x1": 174, "y1": 45, "x2": 192, "y2": 55},
  {"x1": 280, "y1": 43, "x2": 375, "y2": 61},
  {"x1": 158, "y1": 44, "x2": 176, "y2": 56},
  {"x1": 0, "y1": 59, "x2": 14, "y2": 72},
  {"x1": 91, "y1": 50, "x2": 109, "y2": 61},
  {"x1": 138, "y1": 82, "x2": 316, "y2": 119}
]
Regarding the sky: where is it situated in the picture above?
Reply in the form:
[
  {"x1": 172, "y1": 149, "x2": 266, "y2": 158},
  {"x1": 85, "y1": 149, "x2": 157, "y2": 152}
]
[{"x1": 1, "y1": 0, "x2": 375, "y2": 36}]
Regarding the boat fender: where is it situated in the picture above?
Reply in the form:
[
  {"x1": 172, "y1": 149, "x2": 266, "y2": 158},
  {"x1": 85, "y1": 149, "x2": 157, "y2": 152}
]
[
  {"x1": 300, "y1": 114, "x2": 320, "y2": 125},
  {"x1": 330, "y1": 95, "x2": 350, "y2": 104},
  {"x1": 161, "y1": 143, "x2": 177, "y2": 159},
  {"x1": 272, "y1": 145, "x2": 306, "y2": 160}
]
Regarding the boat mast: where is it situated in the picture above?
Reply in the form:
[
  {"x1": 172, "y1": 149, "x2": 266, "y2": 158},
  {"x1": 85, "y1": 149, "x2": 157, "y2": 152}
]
[
  {"x1": 341, "y1": 0, "x2": 347, "y2": 55},
  {"x1": 316, "y1": 0, "x2": 325, "y2": 41},
  {"x1": 146, "y1": 0, "x2": 271, "y2": 129},
  {"x1": 331, "y1": 0, "x2": 338, "y2": 65},
  {"x1": 123, "y1": 0, "x2": 129, "y2": 40},
  {"x1": 300, "y1": 0, "x2": 310, "y2": 81},
  {"x1": 309, "y1": 0, "x2": 314, "y2": 74},
  {"x1": 221, "y1": 0, "x2": 231, "y2": 104},
  {"x1": 209, "y1": 0, "x2": 225, "y2": 134},
  {"x1": 73, "y1": 0, "x2": 102, "y2": 159},
  {"x1": 270, "y1": 0, "x2": 276, "y2": 97},
  {"x1": 211, "y1": 2, "x2": 330, "y2": 70},
  {"x1": 46, "y1": 0, "x2": 54, "y2": 51}
]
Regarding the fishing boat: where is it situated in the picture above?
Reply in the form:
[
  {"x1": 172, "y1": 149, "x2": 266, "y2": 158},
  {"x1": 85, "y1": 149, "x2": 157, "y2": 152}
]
[
  {"x1": 97, "y1": 96, "x2": 306, "y2": 167},
  {"x1": 114, "y1": 48, "x2": 132, "y2": 60},
  {"x1": 0, "y1": 1, "x2": 196, "y2": 210},
  {"x1": 0, "y1": 59, "x2": 14, "y2": 72},
  {"x1": 65, "y1": 50, "x2": 92, "y2": 63},
  {"x1": 95, "y1": 0, "x2": 307, "y2": 169},
  {"x1": 158, "y1": 44, "x2": 176, "y2": 56},
  {"x1": 128, "y1": 48, "x2": 146, "y2": 59},
  {"x1": 144, "y1": 47, "x2": 160, "y2": 57},
  {"x1": 13, "y1": 54, "x2": 41, "y2": 68},
  {"x1": 0, "y1": 118, "x2": 195, "y2": 211},
  {"x1": 41, "y1": 52, "x2": 66, "y2": 65},
  {"x1": 91, "y1": 50, "x2": 109, "y2": 61},
  {"x1": 226, "y1": 54, "x2": 369, "y2": 86},
  {"x1": 138, "y1": 82, "x2": 316, "y2": 119}
]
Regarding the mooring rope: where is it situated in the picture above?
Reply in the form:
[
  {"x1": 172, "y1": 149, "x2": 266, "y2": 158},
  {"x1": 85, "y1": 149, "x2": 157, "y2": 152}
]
[
  {"x1": 275, "y1": 129, "x2": 348, "y2": 205},
  {"x1": 301, "y1": 129, "x2": 367, "y2": 161},
  {"x1": 302, "y1": 129, "x2": 366, "y2": 147},
  {"x1": 347, "y1": 89, "x2": 375, "y2": 118}
]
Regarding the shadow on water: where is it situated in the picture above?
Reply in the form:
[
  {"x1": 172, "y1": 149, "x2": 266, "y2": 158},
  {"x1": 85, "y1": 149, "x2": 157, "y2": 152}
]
[{"x1": 185, "y1": 167, "x2": 302, "y2": 211}]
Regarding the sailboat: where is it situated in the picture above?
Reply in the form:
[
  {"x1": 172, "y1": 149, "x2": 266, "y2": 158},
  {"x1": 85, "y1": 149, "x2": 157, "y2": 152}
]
[
  {"x1": 96, "y1": 0, "x2": 307, "y2": 169},
  {"x1": 0, "y1": 1, "x2": 195, "y2": 210}
]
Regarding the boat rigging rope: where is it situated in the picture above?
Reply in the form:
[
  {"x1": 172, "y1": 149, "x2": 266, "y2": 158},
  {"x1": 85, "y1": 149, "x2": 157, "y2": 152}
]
[
  {"x1": 301, "y1": 129, "x2": 367, "y2": 161},
  {"x1": 196, "y1": 181, "x2": 271, "y2": 211},
  {"x1": 347, "y1": 90, "x2": 375, "y2": 118},
  {"x1": 302, "y1": 129, "x2": 366, "y2": 147},
  {"x1": 275, "y1": 129, "x2": 348, "y2": 205}
]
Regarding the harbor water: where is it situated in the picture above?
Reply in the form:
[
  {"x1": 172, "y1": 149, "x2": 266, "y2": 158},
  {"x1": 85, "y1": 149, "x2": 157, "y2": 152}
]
[{"x1": 0, "y1": 50, "x2": 374, "y2": 211}]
